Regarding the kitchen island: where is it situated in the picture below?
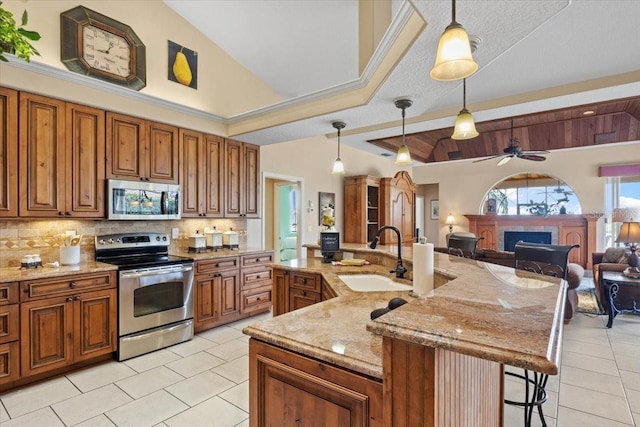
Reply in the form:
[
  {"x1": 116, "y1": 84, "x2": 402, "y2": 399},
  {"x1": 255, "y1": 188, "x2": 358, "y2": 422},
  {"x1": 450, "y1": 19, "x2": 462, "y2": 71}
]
[{"x1": 243, "y1": 244, "x2": 565, "y2": 426}]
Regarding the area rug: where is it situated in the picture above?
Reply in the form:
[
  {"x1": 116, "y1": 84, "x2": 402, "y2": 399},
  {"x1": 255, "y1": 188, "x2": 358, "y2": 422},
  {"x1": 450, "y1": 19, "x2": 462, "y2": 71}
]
[{"x1": 576, "y1": 277, "x2": 604, "y2": 315}]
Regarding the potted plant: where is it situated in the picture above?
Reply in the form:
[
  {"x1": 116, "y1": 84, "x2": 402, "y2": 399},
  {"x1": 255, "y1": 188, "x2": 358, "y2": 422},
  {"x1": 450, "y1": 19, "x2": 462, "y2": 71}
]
[{"x1": 0, "y1": 1, "x2": 40, "y2": 62}]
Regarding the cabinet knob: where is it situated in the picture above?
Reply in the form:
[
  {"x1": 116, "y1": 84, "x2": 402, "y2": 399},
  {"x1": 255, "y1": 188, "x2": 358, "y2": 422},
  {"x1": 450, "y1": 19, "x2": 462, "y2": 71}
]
[
  {"x1": 58, "y1": 211, "x2": 64, "y2": 216},
  {"x1": 66, "y1": 297, "x2": 73, "y2": 302},
  {"x1": 75, "y1": 295, "x2": 80, "y2": 301},
  {"x1": 66, "y1": 212, "x2": 72, "y2": 216},
  {"x1": 300, "y1": 278, "x2": 307, "y2": 284},
  {"x1": 302, "y1": 291, "x2": 307, "y2": 297},
  {"x1": 69, "y1": 282, "x2": 77, "y2": 288}
]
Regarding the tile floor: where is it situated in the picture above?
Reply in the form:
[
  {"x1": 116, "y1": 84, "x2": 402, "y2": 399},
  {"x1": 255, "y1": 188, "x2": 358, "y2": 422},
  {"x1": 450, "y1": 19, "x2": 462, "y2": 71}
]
[{"x1": 1, "y1": 310, "x2": 639, "y2": 426}]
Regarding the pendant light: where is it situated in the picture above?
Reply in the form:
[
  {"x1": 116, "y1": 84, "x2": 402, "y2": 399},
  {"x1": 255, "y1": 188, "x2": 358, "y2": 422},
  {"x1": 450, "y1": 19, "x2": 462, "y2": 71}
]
[
  {"x1": 331, "y1": 121, "x2": 346, "y2": 174},
  {"x1": 451, "y1": 78, "x2": 478, "y2": 140},
  {"x1": 394, "y1": 99, "x2": 413, "y2": 165},
  {"x1": 430, "y1": 0, "x2": 478, "y2": 81}
]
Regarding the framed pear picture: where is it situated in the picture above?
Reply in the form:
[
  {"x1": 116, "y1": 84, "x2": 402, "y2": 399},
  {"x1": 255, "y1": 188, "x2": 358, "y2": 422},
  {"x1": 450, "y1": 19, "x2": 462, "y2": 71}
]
[{"x1": 168, "y1": 40, "x2": 197, "y2": 89}]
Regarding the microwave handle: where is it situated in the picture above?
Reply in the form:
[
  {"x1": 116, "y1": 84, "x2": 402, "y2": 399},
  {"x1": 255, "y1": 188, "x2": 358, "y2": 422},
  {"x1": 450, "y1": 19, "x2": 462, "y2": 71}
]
[{"x1": 161, "y1": 192, "x2": 168, "y2": 214}]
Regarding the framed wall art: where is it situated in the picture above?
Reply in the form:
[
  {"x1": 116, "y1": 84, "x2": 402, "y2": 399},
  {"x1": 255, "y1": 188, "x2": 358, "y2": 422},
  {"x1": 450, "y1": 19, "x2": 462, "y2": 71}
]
[
  {"x1": 318, "y1": 192, "x2": 335, "y2": 225},
  {"x1": 430, "y1": 199, "x2": 439, "y2": 220},
  {"x1": 168, "y1": 40, "x2": 197, "y2": 89}
]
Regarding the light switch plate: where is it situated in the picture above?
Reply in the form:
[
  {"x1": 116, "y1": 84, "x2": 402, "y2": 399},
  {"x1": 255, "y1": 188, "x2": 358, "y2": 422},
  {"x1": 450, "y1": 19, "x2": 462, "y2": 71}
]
[{"x1": 171, "y1": 228, "x2": 179, "y2": 239}]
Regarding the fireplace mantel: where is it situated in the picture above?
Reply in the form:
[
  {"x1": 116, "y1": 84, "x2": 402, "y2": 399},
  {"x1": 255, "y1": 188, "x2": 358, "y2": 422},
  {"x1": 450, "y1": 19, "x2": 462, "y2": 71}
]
[{"x1": 464, "y1": 214, "x2": 603, "y2": 269}]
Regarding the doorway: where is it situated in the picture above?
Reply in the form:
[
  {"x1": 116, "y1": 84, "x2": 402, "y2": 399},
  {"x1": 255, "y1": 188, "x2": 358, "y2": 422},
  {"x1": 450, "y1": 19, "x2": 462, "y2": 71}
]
[{"x1": 264, "y1": 174, "x2": 303, "y2": 261}]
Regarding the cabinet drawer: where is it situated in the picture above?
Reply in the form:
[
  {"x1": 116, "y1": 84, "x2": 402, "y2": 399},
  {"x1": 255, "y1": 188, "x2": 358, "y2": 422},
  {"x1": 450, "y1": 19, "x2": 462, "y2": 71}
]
[
  {"x1": 242, "y1": 267, "x2": 273, "y2": 290},
  {"x1": 241, "y1": 252, "x2": 274, "y2": 268},
  {"x1": 289, "y1": 288, "x2": 321, "y2": 311},
  {"x1": 0, "y1": 341, "x2": 20, "y2": 385},
  {"x1": 20, "y1": 272, "x2": 116, "y2": 301},
  {"x1": 0, "y1": 304, "x2": 19, "y2": 344},
  {"x1": 196, "y1": 257, "x2": 239, "y2": 274},
  {"x1": 289, "y1": 272, "x2": 321, "y2": 293},
  {"x1": 0, "y1": 282, "x2": 18, "y2": 305},
  {"x1": 241, "y1": 286, "x2": 272, "y2": 314}
]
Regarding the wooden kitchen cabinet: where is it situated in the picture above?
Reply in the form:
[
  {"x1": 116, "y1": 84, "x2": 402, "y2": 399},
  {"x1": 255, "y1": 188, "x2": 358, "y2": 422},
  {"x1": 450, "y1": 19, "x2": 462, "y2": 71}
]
[
  {"x1": 272, "y1": 268, "x2": 323, "y2": 315},
  {"x1": 194, "y1": 257, "x2": 241, "y2": 332},
  {"x1": 225, "y1": 138, "x2": 260, "y2": 218},
  {"x1": 0, "y1": 282, "x2": 19, "y2": 385},
  {"x1": 180, "y1": 129, "x2": 224, "y2": 218},
  {"x1": 249, "y1": 339, "x2": 383, "y2": 427},
  {"x1": 19, "y1": 93, "x2": 105, "y2": 218},
  {"x1": 19, "y1": 272, "x2": 117, "y2": 379},
  {"x1": 0, "y1": 87, "x2": 18, "y2": 217},
  {"x1": 380, "y1": 171, "x2": 416, "y2": 245},
  {"x1": 344, "y1": 175, "x2": 381, "y2": 244},
  {"x1": 240, "y1": 252, "x2": 274, "y2": 315},
  {"x1": 106, "y1": 112, "x2": 179, "y2": 184}
]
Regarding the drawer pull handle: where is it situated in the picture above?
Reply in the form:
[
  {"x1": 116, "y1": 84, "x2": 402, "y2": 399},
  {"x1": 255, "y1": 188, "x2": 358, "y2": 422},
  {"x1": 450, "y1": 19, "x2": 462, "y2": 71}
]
[
  {"x1": 69, "y1": 282, "x2": 77, "y2": 288},
  {"x1": 302, "y1": 291, "x2": 307, "y2": 297},
  {"x1": 300, "y1": 278, "x2": 307, "y2": 284}
]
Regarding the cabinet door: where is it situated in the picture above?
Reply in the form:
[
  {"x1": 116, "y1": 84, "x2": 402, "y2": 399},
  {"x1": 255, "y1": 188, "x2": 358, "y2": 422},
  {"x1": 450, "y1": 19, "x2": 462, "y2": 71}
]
[
  {"x1": 21, "y1": 297, "x2": 73, "y2": 377},
  {"x1": 0, "y1": 341, "x2": 19, "y2": 385},
  {"x1": 272, "y1": 269, "x2": 288, "y2": 316},
  {"x1": 194, "y1": 274, "x2": 218, "y2": 332},
  {"x1": 179, "y1": 129, "x2": 204, "y2": 217},
  {"x1": 204, "y1": 134, "x2": 224, "y2": 217},
  {"x1": 243, "y1": 142, "x2": 260, "y2": 218},
  {"x1": 147, "y1": 121, "x2": 179, "y2": 183},
  {"x1": 106, "y1": 112, "x2": 146, "y2": 180},
  {"x1": 0, "y1": 87, "x2": 17, "y2": 217},
  {"x1": 19, "y1": 93, "x2": 66, "y2": 217},
  {"x1": 74, "y1": 289, "x2": 117, "y2": 362},
  {"x1": 224, "y1": 138, "x2": 243, "y2": 217},
  {"x1": 66, "y1": 103, "x2": 105, "y2": 218},
  {"x1": 218, "y1": 270, "x2": 241, "y2": 322}
]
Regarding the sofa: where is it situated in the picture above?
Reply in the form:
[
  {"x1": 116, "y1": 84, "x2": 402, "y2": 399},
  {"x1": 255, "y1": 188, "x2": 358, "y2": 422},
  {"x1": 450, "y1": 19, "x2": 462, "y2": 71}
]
[
  {"x1": 435, "y1": 246, "x2": 584, "y2": 323},
  {"x1": 592, "y1": 247, "x2": 630, "y2": 313}
]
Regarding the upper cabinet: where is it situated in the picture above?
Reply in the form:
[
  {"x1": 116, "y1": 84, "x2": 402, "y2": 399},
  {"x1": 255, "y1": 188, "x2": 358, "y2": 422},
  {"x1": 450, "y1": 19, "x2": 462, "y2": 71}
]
[
  {"x1": 225, "y1": 139, "x2": 260, "y2": 218},
  {"x1": 0, "y1": 88, "x2": 18, "y2": 217},
  {"x1": 380, "y1": 171, "x2": 416, "y2": 245},
  {"x1": 180, "y1": 130, "x2": 224, "y2": 218},
  {"x1": 106, "y1": 112, "x2": 179, "y2": 184},
  {"x1": 19, "y1": 93, "x2": 105, "y2": 218}
]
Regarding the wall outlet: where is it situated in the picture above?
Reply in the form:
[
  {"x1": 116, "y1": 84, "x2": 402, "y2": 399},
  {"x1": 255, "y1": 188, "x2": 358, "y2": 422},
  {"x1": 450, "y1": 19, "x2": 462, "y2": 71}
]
[
  {"x1": 342, "y1": 252, "x2": 354, "y2": 260},
  {"x1": 65, "y1": 230, "x2": 76, "y2": 236},
  {"x1": 171, "y1": 228, "x2": 179, "y2": 239}
]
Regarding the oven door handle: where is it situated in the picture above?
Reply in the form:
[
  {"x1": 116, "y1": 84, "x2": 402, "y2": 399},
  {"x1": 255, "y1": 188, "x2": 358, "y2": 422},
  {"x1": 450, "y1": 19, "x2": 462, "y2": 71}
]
[{"x1": 120, "y1": 265, "x2": 193, "y2": 279}]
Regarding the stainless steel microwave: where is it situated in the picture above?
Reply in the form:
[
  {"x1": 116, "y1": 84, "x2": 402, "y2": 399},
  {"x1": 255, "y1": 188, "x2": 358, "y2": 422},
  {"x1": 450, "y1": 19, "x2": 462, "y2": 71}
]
[{"x1": 107, "y1": 179, "x2": 181, "y2": 220}]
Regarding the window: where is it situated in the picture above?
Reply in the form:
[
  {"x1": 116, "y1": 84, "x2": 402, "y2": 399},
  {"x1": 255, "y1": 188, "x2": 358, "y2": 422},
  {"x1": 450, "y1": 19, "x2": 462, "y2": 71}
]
[{"x1": 604, "y1": 176, "x2": 640, "y2": 247}]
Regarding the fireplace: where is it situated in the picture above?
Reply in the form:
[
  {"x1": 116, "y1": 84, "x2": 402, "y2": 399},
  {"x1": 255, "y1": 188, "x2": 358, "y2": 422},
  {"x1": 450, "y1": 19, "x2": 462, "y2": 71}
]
[{"x1": 504, "y1": 231, "x2": 552, "y2": 252}]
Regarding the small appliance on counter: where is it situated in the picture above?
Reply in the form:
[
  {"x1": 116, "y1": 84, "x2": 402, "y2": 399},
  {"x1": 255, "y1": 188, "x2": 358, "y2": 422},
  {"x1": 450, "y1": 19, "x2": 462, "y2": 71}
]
[
  {"x1": 205, "y1": 226, "x2": 223, "y2": 251},
  {"x1": 188, "y1": 230, "x2": 207, "y2": 253},
  {"x1": 320, "y1": 231, "x2": 340, "y2": 263},
  {"x1": 223, "y1": 228, "x2": 239, "y2": 250}
]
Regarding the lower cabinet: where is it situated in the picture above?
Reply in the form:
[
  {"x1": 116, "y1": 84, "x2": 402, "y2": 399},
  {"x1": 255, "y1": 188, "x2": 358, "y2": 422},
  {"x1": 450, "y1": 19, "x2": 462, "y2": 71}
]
[
  {"x1": 0, "y1": 282, "x2": 20, "y2": 385},
  {"x1": 273, "y1": 268, "x2": 329, "y2": 315},
  {"x1": 249, "y1": 339, "x2": 383, "y2": 426},
  {"x1": 194, "y1": 265, "x2": 241, "y2": 332}
]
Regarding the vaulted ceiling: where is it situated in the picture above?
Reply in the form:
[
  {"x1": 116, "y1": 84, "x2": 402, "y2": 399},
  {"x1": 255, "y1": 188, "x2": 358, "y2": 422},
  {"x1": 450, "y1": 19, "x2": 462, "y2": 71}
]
[{"x1": 367, "y1": 96, "x2": 640, "y2": 164}]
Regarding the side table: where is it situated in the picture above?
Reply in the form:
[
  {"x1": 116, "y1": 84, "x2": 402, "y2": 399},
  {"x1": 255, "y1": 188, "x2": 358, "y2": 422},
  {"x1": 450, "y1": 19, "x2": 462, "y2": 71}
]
[{"x1": 602, "y1": 271, "x2": 640, "y2": 328}]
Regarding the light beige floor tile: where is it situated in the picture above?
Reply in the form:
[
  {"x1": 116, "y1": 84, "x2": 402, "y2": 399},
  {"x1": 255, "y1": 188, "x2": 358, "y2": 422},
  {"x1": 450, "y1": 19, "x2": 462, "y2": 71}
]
[
  {"x1": 503, "y1": 403, "x2": 556, "y2": 427},
  {"x1": 564, "y1": 327, "x2": 610, "y2": 345},
  {"x1": 608, "y1": 331, "x2": 640, "y2": 346},
  {"x1": 235, "y1": 419, "x2": 250, "y2": 427},
  {"x1": 67, "y1": 360, "x2": 137, "y2": 392},
  {"x1": 123, "y1": 349, "x2": 182, "y2": 373},
  {"x1": 220, "y1": 381, "x2": 250, "y2": 413},
  {"x1": 197, "y1": 325, "x2": 245, "y2": 344},
  {"x1": 615, "y1": 355, "x2": 640, "y2": 374},
  {"x1": 211, "y1": 355, "x2": 249, "y2": 383},
  {"x1": 562, "y1": 351, "x2": 619, "y2": 375},
  {"x1": 1, "y1": 376, "x2": 80, "y2": 418},
  {"x1": 167, "y1": 336, "x2": 217, "y2": 357},
  {"x1": 74, "y1": 414, "x2": 117, "y2": 427},
  {"x1": 558, "y1": 383, "x2": 634, "y2": 424},
  {"x1": 0, "y1": 407, "x2": 65, "y2": 427},
  {"x1": 560, "y1": 365, "x2": 625, "y2": 396},
  {"x1": 164, "y1": 396, "x2": 248, "y2": 427},
  {"x1": 51, "y1": 384, "x2": 132, "y2": 426},
  {"x1": 0, "y1": 401, "x2": 8, "y2": 422},
  {"x1": 626, "y1": 388, "x2": 640, "y2": 414},
  {"x1": 206, "y1": 339, "x2": 248, "y2": 361},
  {"x1": 611, "y1": 342, "x2": 640, "y2": 358},
  {"x1": 620, "y1": 370, "x2": 640, "y2": 392},
  {"x1": 562, "y1": 338, "x2": 615, "y2": 360},
  {"x1": 165, "y1": 351, "x2": 225, "y2": 378},
  {"x1": 226, "y1": 312, "x2": 272, "y2": 331},
  {"x1": 115, "y1": 366, "x2": 184, "y2": 399},
  {"x1": 165, "y1": 370, "x2": 235, "y2": 406},
  {"x1": 565, "y1": 313, "x2": 606, "y2": 328},
  {"x1": 633, "y1": 412, "x2": 640, "y2": 425},
  {"x1": 556, "y1": 406, "x2": 634, "y2": 426},
  {"x1": 106, "y1": 390, "x2": 189, "y2": 427}
]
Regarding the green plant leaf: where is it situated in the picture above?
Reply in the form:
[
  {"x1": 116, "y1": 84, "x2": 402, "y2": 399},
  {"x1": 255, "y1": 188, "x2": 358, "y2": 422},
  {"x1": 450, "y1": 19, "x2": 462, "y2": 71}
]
[
  {"x1": 17, "y1": 28, "x2": 40, "y2": 41},
  {"x1": 20, "y1": 9, "x2": 27, "y2": 26}
]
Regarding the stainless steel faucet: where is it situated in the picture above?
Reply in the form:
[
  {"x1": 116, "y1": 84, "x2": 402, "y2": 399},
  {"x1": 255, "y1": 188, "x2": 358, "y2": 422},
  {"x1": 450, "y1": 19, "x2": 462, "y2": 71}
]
[{"x1": 369, "y1": 225, "x2": 407, "y2": 278}]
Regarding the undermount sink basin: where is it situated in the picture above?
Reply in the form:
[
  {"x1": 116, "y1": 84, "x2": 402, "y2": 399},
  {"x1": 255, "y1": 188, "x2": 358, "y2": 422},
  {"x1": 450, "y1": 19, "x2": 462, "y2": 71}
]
[{"x1": 338, "y1": 274, "x2": 412, "y2": 292}]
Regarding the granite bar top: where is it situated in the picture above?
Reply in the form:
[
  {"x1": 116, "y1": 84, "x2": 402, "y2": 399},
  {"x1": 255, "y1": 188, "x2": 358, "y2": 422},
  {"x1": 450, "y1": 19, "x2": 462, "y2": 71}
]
[
  {"x1": 0, "y1": 262, "x2": 118, "y2": 283},
  {"x1": 243, "y1": 243, "x2": 565, "y2": 379},
  {"x1": 170, "y1": 247, "x2": 273, "y2": 261}
]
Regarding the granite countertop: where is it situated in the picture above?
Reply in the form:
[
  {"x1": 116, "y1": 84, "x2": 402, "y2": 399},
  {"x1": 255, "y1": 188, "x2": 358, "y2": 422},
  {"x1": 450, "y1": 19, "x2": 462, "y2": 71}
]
[
  {"x1": 0, "y1": 262, "x2": 118, "y2": 283},
  {"x1": 243, "y1": 243, "x2": 565, "y2": 380},
  {"x1": 170, "y1": 247, "x2": 273, "y2": 261}
]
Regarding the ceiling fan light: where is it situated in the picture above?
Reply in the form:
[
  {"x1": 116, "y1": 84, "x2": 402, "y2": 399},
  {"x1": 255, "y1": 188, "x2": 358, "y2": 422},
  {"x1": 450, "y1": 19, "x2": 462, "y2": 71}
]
[
  {"x1": 395, "y1": 144, "x2": 412, "y2": 165},
  {"x1": 452, "y1": 108, "x2": 478, "y2": 140},
  {"x1": 430, "y1": 24, "x2": 478, "y2": 81},
  {"x1": 332, "y1": 157, "x2": 345, "y2": 174},
  {"x1": 497, "y1": 156, "x2": 512, "y2": 166}
]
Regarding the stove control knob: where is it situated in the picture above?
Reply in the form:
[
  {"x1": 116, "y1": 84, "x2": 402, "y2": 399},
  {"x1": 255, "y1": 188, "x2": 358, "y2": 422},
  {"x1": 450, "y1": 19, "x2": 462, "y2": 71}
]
[
  {"x1": 156, "y1": 235, "x2": 161, "y2": 241},
  {"x1": 108, "y1": 238, "x2": 114, "y2": 244},
  {"x1": 98, "y1": 239, "x2": 105, "y2": 245},
  {"x1": 162, "y1": 236, "x2": 167, "y2": 241}
]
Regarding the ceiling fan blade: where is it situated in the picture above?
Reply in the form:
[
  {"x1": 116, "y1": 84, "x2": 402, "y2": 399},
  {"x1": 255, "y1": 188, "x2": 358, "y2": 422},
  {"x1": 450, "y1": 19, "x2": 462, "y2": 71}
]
[
  {"x1": 497, "y1": 156, "x2": 512, "y2": 166},
  {"x1": 472, "y1": 154, "x2": 502, "y2": 163},
  {"x1": 522, "y1": 150, "x2": 550, "y2": 155},
  {"x1": 519, "y1": 154, "x2": 546, "y2": 162}
]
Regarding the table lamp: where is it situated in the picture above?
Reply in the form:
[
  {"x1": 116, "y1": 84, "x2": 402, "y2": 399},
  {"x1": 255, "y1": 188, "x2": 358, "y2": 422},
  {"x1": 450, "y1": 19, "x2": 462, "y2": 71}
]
[
  {"x1": 615, "y1": 220, "x2": 640, "y2": 270},
  {"x1": 445, "y1": 214, "x2": 455, "y2": 234}
]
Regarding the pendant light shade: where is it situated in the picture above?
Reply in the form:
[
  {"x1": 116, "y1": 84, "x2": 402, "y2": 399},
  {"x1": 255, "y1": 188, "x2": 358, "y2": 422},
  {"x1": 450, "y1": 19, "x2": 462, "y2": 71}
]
[
  {"x1": 394, "y1": 99, "x2": 413, "y2": 165},
  {"x1": 451, "y1": 79, "x2": 478, "y2": 140},
  {"x1": 430, "y1": 0, "x2": 478, "y2": 81},
  {"x1": 331, "y1": 121, "x2": 346, "y2": 174}
]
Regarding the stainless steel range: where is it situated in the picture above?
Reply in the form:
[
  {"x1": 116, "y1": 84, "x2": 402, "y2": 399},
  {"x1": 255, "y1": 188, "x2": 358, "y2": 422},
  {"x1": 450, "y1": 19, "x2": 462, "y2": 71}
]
[{"x1": 95, "y1": 232, "x2": 194, "y2": 361}]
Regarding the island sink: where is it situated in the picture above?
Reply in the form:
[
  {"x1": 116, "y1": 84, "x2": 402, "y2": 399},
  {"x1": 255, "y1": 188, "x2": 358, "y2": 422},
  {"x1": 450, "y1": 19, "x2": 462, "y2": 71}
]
[{"x1": 338, "y1": 274, "x2": 412, "y2": 292}]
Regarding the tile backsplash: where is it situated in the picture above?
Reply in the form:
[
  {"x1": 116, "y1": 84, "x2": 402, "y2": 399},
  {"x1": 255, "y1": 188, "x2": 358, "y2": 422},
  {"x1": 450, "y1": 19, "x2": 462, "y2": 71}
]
[{"x1": 0, "y1": 218, "x2": 248, "y2": 268}]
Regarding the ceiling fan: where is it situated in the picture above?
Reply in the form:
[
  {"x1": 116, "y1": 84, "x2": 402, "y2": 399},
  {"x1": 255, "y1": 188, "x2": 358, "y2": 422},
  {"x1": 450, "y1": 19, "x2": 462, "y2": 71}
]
[{"x1": 473, "y1": 121, "x2": 549, "y2": 166}]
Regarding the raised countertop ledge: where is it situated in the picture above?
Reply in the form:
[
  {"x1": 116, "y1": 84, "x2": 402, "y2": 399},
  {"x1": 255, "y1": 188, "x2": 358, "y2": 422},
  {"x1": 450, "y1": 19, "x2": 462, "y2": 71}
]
[
  {"x1": 170, "y1": 247, "x2": 273, "y2": 260},
  {"x1": 0, "y1": 262, "x2": 118, "y2": 283},
  {"x1": 244, "y1": 245, "x2": 566, "y2": 378}
]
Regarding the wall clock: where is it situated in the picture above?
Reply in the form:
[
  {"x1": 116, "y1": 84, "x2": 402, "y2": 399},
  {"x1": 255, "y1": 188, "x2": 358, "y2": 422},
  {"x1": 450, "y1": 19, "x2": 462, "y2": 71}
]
[{"x1": 61, "y1": 6, "x2": 146, "y2": 90}]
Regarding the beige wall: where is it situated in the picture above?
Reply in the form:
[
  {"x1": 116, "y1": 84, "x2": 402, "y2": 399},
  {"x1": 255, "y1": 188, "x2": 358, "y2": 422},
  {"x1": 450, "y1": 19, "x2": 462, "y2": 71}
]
[
  {"x1": 412, "y1": 142, "x2": 640, "y2": 248},
  {"x1": 1, "y1": 0, "x2": 281, "y2": 118}
]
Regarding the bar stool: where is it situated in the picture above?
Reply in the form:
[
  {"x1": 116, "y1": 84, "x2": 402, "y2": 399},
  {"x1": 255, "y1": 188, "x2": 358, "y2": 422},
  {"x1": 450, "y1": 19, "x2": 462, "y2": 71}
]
[
  {"x1": 505, "y1": 241, "x2": 579, "y2": 427},
  {"x1": 447, "y1": 234, "x2": 484, "y2": 259}
]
